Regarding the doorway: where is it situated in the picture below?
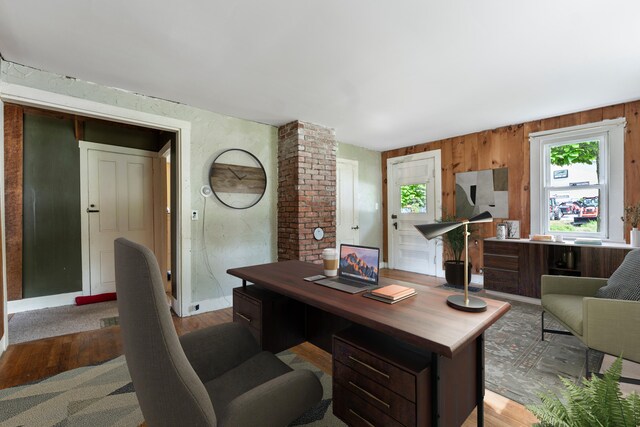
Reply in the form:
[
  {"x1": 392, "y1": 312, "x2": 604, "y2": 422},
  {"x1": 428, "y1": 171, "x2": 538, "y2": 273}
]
[
  {"x1": 387, "y1": 150, "x2": 442, "y2": 275},
  {"x1": 336, "y1": 159, "x2": 359, "y2": 247}
]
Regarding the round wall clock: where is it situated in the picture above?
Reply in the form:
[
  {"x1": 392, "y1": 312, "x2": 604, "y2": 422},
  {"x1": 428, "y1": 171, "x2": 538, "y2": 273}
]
[
  {"x1": 313, "y1": 227, "x2": 324, "y2": 240},
  {"x1": 209, "y1": 149, "x2": 267, "y2": 209}
]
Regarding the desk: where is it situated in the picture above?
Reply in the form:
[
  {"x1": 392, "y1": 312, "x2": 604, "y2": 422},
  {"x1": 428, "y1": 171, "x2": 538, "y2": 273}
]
[{"x1": 227, "y1": 260, "x2": 510, "y2": 427}]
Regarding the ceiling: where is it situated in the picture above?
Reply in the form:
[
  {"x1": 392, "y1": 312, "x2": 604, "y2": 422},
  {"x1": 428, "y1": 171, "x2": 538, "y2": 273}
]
[{"x1": 1, "y1": 1, "x2": 640, "y2": 151}]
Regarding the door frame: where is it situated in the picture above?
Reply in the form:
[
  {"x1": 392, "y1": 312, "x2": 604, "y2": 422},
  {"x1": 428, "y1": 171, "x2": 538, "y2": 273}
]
[
  {"x1": 386, "y1": 150, "x2": 443, "y2": 275},
  {"x1": 0, "y1": 83, "x2": 192, "y2": 317},
  {"x1": 336, "y1": 158, "x2": 359, "y2": 247},
  {"x1": 79, "y1": 141, "x2": 159, "y2": 296}
]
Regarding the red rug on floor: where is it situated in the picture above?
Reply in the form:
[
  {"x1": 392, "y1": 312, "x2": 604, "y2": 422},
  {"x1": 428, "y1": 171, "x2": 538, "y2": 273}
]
[{"x1": 75, "y1": 293, "x2": 117, "y2": 305}]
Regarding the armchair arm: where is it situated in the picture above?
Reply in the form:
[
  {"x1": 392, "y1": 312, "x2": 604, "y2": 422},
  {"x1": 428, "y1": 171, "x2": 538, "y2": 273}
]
[
  {"x1": 541, "y1": 275, "x2": 607, "y2": 297},
  {"x1": 219, "y1": 369, "x2": 323, "y2": 427},
  {"x1": 179, "y1": 322, "x2": 261, "y2": 383},
  {"x1": 583, "y1": 298, "x2": 640, "y2": 364}
]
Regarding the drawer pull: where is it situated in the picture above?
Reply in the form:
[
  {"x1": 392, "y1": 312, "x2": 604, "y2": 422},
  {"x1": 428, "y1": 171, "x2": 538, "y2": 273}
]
[
  {"x1": 349, "y1": 409, "x2": 375, "y2": 427},
  {"x1": 348, "y1": 381, "x2": 390, "y2": 409},
  {"x1": 235, "y1": 312, "x2": 252, "y2": 323},
  {"x1": 348, "y1": 356, "x2": 390, "y2": 379}
]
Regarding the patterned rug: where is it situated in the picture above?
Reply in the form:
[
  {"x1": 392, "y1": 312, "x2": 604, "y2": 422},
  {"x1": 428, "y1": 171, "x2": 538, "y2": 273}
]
[
  {"x1": 0, "y1": 352, "x2": 341, "y2": 427},
  {"x1": 484, "y1": 296, "x2": 602, "y2": 405}
]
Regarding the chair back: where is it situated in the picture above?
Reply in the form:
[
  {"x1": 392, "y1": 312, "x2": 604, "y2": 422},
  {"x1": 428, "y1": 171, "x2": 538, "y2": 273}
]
[{"x1": 114, "y1": 238, "x2": 216, "y2": 426}]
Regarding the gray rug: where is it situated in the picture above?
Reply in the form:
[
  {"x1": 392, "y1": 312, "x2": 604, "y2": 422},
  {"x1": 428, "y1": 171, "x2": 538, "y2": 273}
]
[
  {"x1": 8, "y1": 301, "x2": 119, "y2": 344},
  {"x1": 484, "y1": 296, "x2": 602, "y2": 405},
  {"x1": 0, "y1": 351, "x2": 342, "y2": 427}
]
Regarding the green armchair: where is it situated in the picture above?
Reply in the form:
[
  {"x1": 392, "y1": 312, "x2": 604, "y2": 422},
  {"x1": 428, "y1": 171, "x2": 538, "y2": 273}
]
[{"x1": 541, "y1": 274, "x2": 640, "y2": 384}]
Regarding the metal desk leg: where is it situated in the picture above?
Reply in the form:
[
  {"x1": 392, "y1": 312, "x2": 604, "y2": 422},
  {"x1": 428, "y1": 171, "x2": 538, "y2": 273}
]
[
  {"x1": 242, "y1": 279, "x2": 247, "y2": 289},
  {"x1": 477, "y1": 333, "x2": 485, "y2": 427}
]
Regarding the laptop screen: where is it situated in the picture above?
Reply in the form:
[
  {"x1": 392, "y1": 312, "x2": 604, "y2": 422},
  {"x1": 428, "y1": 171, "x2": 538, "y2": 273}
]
[{"x1": 339, "y1": 244, "x2": 380, "y2": 284}]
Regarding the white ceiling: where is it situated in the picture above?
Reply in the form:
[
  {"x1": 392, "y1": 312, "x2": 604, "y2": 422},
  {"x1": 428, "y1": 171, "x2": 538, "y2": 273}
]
[{"x1": 1, "y1": 1, "x2": 640, "y2": 151}]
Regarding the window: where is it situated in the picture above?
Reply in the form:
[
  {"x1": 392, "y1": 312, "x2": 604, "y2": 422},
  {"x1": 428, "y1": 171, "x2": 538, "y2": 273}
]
[
  {"x1": 530, "y1": 119, "x2": 625, "y2": 241},
  {"x1": 400, "y1": 183, "x2": 427, "y2": 213}
]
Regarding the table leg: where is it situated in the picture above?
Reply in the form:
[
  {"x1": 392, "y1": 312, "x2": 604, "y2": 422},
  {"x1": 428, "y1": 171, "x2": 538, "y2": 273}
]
[
  {"x1": 431, "y1": 353, "x2": 440, "y2": 426},
  {"x1": 242, "y1": 279, "x2": 247, "y2": 289},
  {"x1": 477, "y1": 333, "x2": 485, "y2": 427}
]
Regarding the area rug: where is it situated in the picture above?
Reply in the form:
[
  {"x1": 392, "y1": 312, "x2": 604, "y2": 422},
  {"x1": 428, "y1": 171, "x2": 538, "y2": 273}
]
[
  {"x1": 484, "y1": 296, "x2": 602, "y2": 405},
  {"x1": 8, "y1": 301, "x2": 119, "y2": 344},
  {"x1": 0, "y1": 351, "x2": 341, "y2": 427}
]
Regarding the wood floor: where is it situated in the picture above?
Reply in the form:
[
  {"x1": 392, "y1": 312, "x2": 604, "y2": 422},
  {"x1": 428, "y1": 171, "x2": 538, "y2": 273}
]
[{"x1": 0, "y1": 269, "x2": 537, "y2": 426}]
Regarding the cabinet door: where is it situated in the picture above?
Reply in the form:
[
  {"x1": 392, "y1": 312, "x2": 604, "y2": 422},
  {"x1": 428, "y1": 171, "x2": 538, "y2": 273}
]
[
  {"x1": 519, "y1": 244, "x2": 547, "y2": 298},
  {"x1": 580, "y1": 247, "x2": 630, "y2": 278}
]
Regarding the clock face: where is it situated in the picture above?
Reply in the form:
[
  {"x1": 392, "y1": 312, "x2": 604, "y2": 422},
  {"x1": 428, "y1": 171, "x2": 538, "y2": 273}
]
[
  {"x1": 209, "y1": 149, "x2": 267, "y2": 209},
  {"x1": 313, "y1": 227, "x2": 324, "y2": 240}
]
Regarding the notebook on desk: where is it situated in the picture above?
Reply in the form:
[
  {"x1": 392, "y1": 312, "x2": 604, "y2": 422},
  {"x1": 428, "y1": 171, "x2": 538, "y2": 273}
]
[{"x1": 314, "y1": 244, "x2": 380, "y2": 294}]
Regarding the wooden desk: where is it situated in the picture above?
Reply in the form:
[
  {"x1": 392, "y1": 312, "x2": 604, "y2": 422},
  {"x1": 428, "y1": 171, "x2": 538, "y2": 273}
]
[{"x1": 228, "y1": 260, "x2": 510, "y2": 427}]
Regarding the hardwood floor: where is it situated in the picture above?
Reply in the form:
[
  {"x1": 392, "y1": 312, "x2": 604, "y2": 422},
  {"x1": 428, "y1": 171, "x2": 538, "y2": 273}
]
[{"x1": 0, "y1": 269, "x2": 537, "y2": 426}]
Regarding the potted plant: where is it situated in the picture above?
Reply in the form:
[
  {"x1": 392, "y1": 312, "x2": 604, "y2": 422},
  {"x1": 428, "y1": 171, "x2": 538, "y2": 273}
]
[
  {"x1": 527, "y1": 357, "x2": 640, "y2": 426},
  {"x1": 440, "y1": 214, "x2": 473, "y2": 287},
  {"x1": 621, "y1": 202, "x2": 640, "y2": 247}
]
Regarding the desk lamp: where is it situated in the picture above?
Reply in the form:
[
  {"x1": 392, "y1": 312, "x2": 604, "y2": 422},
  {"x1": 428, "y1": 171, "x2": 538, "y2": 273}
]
[{"x1": 414, "y1": 211, "x2": 493, "y2": 312}]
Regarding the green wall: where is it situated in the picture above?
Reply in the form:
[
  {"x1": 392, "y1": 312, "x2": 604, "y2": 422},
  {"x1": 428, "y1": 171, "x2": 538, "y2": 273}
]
[
  {"x1": 84, "y1": 120, "x2": 164, "y2": 152},
  {"x1": 23, "y1": 114, "x2": 82, "y2": 297},
  {"x1": 337, "y1": 142, "x2": 383, "y2": 257}
]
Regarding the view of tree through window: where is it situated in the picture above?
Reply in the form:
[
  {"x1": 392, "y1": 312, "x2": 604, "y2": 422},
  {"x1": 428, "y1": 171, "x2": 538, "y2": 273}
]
[
  {"x1": 548, "y1": 140, "x2": 601, "y2": 233},
  {"x1": 400, "y1": 184, "x2": 427, "y2": 213}
]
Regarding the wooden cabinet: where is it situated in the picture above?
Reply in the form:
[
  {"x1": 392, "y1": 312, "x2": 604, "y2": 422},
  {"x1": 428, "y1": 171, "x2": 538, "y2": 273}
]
[
  {"x1": 333, "y1": 326, "x2": 431, "y2": 427},
  {"x1": 232, "y1": 285, "x2": 305, "y2": 353},
  {"x1": 483, "y1": 239, "x2": 632, "y2": 298}
]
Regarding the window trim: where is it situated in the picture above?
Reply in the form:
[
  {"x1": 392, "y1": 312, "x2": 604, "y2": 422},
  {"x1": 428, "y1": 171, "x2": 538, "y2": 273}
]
[{"x1": 529, "y1": 118, "x2": 626, "y2": 242}]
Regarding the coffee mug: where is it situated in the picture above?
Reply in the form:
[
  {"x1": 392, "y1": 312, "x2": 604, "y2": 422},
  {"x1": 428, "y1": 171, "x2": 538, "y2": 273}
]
[{"x1": 322, "y1": 248, "x2": 339, "y2": 277}]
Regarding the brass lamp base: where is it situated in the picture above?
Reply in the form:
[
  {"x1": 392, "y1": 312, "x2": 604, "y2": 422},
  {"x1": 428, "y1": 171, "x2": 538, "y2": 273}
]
[{"x1": 446, "y1": 294, "x2": 487, "y2": 312}]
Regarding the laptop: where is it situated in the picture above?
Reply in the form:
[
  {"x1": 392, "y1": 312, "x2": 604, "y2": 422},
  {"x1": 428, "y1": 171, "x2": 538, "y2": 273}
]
[{"x1": 314, "y1": 244, "x2": 380, "y2": 294}]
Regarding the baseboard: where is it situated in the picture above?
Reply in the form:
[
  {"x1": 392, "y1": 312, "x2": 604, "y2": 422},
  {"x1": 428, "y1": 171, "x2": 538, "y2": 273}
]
[
  {"x1": 0, "y1": 334, "x2": 6, "y2": 355},
  {"x1": 484, "y1": 290, "x2": 541, "y2": 305},
  {"x1": 182, "y1": 295, "x2": 232, "y2": 317},
  {"x1": 8, "y1": 291, "x2": 83, "y2": 314}
]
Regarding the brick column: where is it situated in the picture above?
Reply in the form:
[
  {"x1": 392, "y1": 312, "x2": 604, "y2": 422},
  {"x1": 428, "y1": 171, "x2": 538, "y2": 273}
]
[{"x1": 277, "y1": 121, "x2": 336, "y2": 262}]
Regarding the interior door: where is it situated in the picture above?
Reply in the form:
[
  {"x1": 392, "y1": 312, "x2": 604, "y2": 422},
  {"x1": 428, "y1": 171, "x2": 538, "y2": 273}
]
[
  {"x1": 337, "y1": 159, "x2": 359, "y2": 247},
  {"x1": 87, "y1": 149, "x2": 155, "y2": 295},
  {"x1": 389, "y1": 155, "x2": 439, "y2": 275}
]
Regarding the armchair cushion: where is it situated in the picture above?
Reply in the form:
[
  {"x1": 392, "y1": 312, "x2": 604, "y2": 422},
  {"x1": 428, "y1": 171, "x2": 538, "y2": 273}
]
[
  {"x1": 541, "y1": 294, "x2": 585, "y2": 336},
  {"x1": 595, "y1": 249, "x2": 640, "y2": 301}
]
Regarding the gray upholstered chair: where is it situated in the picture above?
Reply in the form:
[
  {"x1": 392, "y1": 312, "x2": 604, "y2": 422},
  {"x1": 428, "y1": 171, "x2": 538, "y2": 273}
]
[
  {"x1": 541, "y1": 249, "x2": 640, "y2": 384},
  {"x1": 114, "y1": 238, "x2": 322, "y2": 427}
]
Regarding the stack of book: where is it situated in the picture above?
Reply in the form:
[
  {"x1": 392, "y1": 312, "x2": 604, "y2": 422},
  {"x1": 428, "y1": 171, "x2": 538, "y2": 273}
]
[{"x1": 363, "y1": 284, "x2": 416, "y2": 304}]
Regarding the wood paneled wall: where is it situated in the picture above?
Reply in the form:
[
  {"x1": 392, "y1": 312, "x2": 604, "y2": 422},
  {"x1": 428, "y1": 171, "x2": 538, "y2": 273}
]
[
  {"x1": 4, "y1": 104, "x2": 23, "y2": 300},
  {"x1": 381, "y1": 101, "x2": 640, "y2": 271}
]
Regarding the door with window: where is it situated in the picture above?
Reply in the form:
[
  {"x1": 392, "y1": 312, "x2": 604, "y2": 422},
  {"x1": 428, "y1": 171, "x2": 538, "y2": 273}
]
[
  {"x1": 388, "y1": 151, "x2": 442, "y2": 275},
  {"x1": 87, "y1": 147, "x2": 155, "y2": 295}
]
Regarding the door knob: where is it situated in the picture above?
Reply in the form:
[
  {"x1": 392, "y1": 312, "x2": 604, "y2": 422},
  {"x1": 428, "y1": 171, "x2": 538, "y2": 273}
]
[{"x1": 351, "y1": 225, "x2": 359, "y2": 230}]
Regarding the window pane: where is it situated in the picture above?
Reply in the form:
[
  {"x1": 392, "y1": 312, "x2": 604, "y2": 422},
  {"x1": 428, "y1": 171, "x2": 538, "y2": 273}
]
[
  {"x1": 400, "y1": 184, "x2": 427, "y2": 213},
  {"x1": 549, "y1": 140, "x2": 600, "y2": 186},
  {"x1": 549, "y1": 189, "x2": 600, "y2": 233}
]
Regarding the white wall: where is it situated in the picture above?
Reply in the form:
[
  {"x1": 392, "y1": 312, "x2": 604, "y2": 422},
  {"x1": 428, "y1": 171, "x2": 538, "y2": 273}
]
[{"x1": 0, "y1": 60, "x2": 277, "y2": 313}]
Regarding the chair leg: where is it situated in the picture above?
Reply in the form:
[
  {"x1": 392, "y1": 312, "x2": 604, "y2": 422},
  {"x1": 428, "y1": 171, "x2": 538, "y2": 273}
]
[
  {"x1": 541, "y1": 311, "x2": 545, "y2": 342},
  {"x1": 585, "y1": 348, "x2": 591, "y2": 379}
]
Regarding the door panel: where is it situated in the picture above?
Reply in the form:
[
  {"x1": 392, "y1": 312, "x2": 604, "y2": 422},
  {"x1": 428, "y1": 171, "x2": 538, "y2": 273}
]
[
  {"x1": 337, "y1": 160, "x2": 359, "y2": 247},
  {"x1": 389, "y1": 155, "x2": 439, "y2": 275},
  {"x1": 88, "y1": 149, "x2": 154, "y2": 295}
]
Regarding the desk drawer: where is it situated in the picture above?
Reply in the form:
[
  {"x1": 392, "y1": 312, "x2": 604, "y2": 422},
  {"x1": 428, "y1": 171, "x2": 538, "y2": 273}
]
[
  {"x1": 484, "y1": 240, "x2": 520, "y2": 256},
  {"x1": 233, "y1": 290, "x2": 262, "y2": 331},
  {"x1": 333, "y1": 383, "x2": 404, "y2": 427},
  {"x1": 334, "y1": 337, "x2": 416, "y2": 402},
  {"x1": 334, "y1": 360, "x2": 415, "y2": 426}
]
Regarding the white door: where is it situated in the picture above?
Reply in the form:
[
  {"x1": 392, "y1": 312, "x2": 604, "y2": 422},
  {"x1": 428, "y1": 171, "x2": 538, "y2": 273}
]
[
  {"x1": 337, "y1": 159, "x2": 359, "y2": 247},
  {"x1": 87, "y1": 148, "x2": 155, "y2": 295},
  {"x1": 388, "y1": 151, "x2": 442, "y2": 275}
]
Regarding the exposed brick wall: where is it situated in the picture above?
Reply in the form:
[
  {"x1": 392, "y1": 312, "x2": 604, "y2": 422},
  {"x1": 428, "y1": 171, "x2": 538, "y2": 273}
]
[{"x1": 277, "y1": 121, "x2": 336, "y2": 263}]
